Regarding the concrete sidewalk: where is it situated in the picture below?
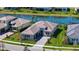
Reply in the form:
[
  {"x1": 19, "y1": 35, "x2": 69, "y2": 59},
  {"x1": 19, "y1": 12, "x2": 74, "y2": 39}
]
[
  {"x1": 3, "y1": 43, "x2": 25, "y2": 51},
  {"x1": 28, "y1": 37, "x2": 50, "y2": 51}
]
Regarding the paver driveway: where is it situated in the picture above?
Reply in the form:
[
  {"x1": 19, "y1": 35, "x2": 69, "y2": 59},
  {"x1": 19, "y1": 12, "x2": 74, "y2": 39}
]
[{"x1": 28, "y1": 37, "x2": 50, "y2": 51}]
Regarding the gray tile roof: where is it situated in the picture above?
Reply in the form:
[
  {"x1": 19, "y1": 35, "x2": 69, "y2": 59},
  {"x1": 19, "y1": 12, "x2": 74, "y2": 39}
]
[
  {"x1": 0, "y1": 23, "x2": 7, "y2": 29},
  {"x1": 21, "y1": 21, "x2": 58, "y2": 35},
  {"x1": 0, "y1": 16, "x2": 16, "y2": 22},
  {"x1": 11, "y1": 18, "x2": 31, "y2": 27},
  {"x1": 67, "y1": 24, "x2": 79, "y2": 36}
]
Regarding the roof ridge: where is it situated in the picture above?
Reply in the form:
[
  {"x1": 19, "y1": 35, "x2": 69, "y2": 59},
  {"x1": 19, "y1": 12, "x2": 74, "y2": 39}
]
[
  {"x1": 44, "y1": 21, "x2": 52, "y2": 30},
  {"x1": 67, "y1": 24, "x2": 79, "y2": 34}
]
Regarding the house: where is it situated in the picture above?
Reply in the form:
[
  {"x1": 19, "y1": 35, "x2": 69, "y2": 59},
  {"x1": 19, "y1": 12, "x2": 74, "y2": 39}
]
[
  {"x1": 0, "y1": 23, "x2": 8, "y2": 35},
  {"x1": 67, "y1": 24, "x2": 79, "y2": 44},
  {"x1": 0, "y1": 16, "x2": 17, "y2": 24},
  {"x1": 21, "y1": 21, "x2": 58, "y2": 40},
  {"x1": 11, "y1": 18, "x2": 31, "y2": 31}
]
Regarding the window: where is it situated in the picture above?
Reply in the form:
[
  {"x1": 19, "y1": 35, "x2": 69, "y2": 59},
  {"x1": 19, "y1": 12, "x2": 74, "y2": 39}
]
[
  {"x1": 13, "y1": 27, "x2": 16, "y2": 30},
  {"x1": 12, "y1": 23, "x2": 16, "y2": 25},
  {"x1": 3, "y1": 21, "x2": 5, "y2": 23},
  {"x1": 46, "y1": 32, "x2": 49, "y2": 35},
  {"x1": 0, "y1": 20, "x2": 1, "y2": 23},
  {"x1": 72, "y1": 39, "x2": 74, "y2": 41},
  {"x1": 26, "y1": 35, "x2": 30, "y2": 38},
  {"x1": 45, "y1": 27, "x2": 48, "y2": 30}
]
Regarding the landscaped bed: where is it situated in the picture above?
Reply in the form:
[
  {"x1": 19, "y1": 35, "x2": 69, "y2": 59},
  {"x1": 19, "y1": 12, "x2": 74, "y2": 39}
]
[
  {"x1": 46, "y1": 25, "x2": 67, "y2": 47},
  {"x1": 43, "y1": 46, "x2": 79, "y2": 51},
  {"x1": 4, "y1": 32, "x2": 37, "y2": 45}
]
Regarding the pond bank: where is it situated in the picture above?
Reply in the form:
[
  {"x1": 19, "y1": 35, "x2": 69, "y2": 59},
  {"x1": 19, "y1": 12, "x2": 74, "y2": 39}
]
[{"x1": 0, "y1": 11, "x2": 79, "y2": 18}]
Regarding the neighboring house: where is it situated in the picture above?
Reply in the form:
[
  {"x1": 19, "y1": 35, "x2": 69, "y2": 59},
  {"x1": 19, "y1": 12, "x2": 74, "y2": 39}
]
[
  {"x1": 75, "y1": 8, "x2": 79, "y2": 12},
  {"x1": 0, "y1": 16, "x2": 32, "y2": 32},
  {"x1": 0, "y1": 16, "x2": 17, "y2": 24},
  {"x1": 11, "y1": 18, "x2": 31, "y2": 31},
  {"x1": 21, "y1": 21, "x2": 58, "y2": 40},
  {"x1": 4, "y1": 7, "x2": 20, "y2": 10},
  {"x1": 0, "y1": 7, "x2": 5, "y2": 10},
  {"x1": 0, "y1": 23, "x2": 8, "y2": 35},
  {"x1": 28, "y1": 7, "x2": 52, "y2": 11},
  {"x1": 67, "y1": 24, "x2": 79, "y2": 44},
  {"x1": 0, "y1": 16, "x2": 17, "y2": 30},
  {"x1": 53, "y1": 7, "x2": 70, "y2": 12}
]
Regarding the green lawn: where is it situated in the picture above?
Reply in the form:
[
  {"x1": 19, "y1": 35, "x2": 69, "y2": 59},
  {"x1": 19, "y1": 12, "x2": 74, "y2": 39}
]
[{"x1": 4, "y1": 32, "x2": 37, "y2": 44}]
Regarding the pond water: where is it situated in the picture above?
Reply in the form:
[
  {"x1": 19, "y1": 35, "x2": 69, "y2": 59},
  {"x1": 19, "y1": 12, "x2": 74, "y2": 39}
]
[{"x1": 0, "y1": 14, "x2": 79, "y2": 24}]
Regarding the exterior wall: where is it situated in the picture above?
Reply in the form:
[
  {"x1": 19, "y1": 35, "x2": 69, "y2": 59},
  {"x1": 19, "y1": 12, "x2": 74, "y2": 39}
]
[
  {"x1": 21, "y1": 34, "x2": 34, "y2": 40},
  {"x1": 5, "y1": 25, "x2": 9, "y2": 30},
  {"x1": 0, "y1": 24, "x2": 9, "y2": 34},
  {"x1": 44, "y1": 26, "x2": 58, "y2": 37},
  {"x1": 34, "y1": 30, "x2": 43, "y2": 40},
  {"x1": 68, "y1": 36, "x2": 79, "y2": 44}
]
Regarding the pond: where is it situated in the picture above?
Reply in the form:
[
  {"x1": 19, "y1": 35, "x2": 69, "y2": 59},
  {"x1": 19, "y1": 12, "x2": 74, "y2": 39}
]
[{"x1": 0, "y1": 14, "x2": 79, "y2": 24}]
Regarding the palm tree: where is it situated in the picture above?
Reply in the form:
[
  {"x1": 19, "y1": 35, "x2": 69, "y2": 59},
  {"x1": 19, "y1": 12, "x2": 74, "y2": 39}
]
[
  {"x1": 17, "y1": 28, "x2": 21, "y2": 42},
  {"x1": 32, "y1": 15, "x2": 35, "y2": 22}
]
